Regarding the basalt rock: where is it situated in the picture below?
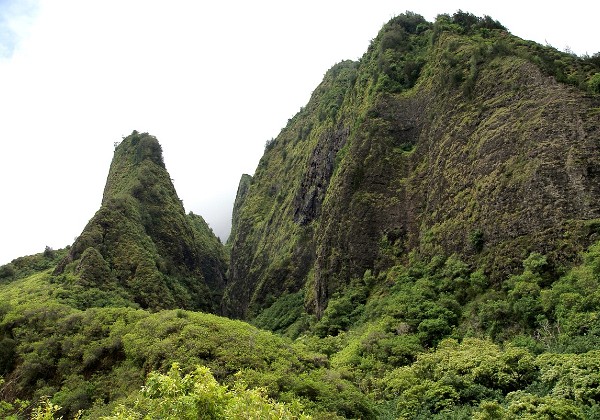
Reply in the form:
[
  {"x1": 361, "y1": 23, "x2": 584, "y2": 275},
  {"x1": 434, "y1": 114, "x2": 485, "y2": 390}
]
[{"x1": 226, "y1": 13, "x2": 600, "y2": 319}]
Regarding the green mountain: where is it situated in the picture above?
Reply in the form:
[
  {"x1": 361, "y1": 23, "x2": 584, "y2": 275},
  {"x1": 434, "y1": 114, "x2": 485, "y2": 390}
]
[
  {"x1": 224, "y1": 12, "x2": 600, "y2": 319},
  {"x1": 2, "y1": 11, "x2": 600, "y2": 420},
  {"x1": 54, "y1": 131, "x2": 227, "y2": 312}
]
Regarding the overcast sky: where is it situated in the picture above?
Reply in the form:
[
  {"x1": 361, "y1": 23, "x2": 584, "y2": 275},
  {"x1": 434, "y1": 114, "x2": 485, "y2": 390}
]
[{"x1": 0, "y1": 0, "x2": 598, "y2": 265}]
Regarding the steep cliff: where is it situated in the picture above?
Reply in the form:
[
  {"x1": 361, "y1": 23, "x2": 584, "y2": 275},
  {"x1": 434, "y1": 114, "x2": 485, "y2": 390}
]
[
  {"x1": 225, "y1": 12, "x2": 600, "y2": 319},
  {"x1": 55, "y1": 131, "x2": 227, "y2": 312},
  {"x1": 229, "y1": 173, "x2": 253, "y2": 244}
]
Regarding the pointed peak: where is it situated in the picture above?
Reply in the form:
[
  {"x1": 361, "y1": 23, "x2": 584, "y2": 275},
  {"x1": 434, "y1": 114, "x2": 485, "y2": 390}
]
[
  {"x1": 114, "y1": 130, "x2": 165, "y2": 169},
  {"x1": 102, "y1": 131, "x2": 169, "y2": 204},
  {"x1": 55, "y1": 132, "x2": 227, "y2": 312}
]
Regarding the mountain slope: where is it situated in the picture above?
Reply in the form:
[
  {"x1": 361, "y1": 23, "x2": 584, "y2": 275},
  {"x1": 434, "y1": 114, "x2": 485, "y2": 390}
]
[
  {"x1": 225, "y1": 12, "x2": 600, "y2": 319},
  {"x1": 55, "y1": 131, "x2": 227, "y2": 312}
]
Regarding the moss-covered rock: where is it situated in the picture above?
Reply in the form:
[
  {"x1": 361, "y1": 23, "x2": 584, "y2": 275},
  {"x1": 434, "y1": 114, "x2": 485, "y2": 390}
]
[
  {"x1": 226, "y1": 12, "x2": 600, "y2": 320},
  {"x1": 55, "y1": 131, "x2": 227, "y2": 312}
]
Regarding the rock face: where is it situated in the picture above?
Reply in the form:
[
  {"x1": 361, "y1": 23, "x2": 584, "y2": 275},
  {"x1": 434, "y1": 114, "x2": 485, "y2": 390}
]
[
  {"x1": 55, "y1": 131, "x2": 227, "y2": 312},
  {"x1": 225, "y1": 13, "x2": 600, "y2": 319},
  {"x1": 229, "y1": 174, "x2": 253, "y2": 241},
  {"x1": 293, "y1": 126, "x2": 350, "y2": 226}
]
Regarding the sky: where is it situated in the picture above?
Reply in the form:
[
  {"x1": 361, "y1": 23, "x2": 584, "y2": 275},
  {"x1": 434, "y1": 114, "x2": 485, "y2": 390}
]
[{"x1": 0, "y1": 0, "x2": 598, "y2": 265}]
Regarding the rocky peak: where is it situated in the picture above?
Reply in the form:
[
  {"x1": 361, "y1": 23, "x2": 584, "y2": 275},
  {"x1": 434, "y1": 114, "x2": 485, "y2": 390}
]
[{"x1": 55, "y1": 131, "x2": 227, "y2": 312}]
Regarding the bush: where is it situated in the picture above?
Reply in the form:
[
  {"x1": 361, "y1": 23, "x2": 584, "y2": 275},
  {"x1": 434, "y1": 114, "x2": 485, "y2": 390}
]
[
  {"x1": 314, "y1": 276, "x2": 369, "y2": 337},
  {"x1": 0, "y1": 263, "x2": 15, "y2": 280},
  {"x1": 588, "y1": 72, "x2": 600, "y2": 94},
  {"x1": 264, "y1": 138, "x2": 276, "y2": 151},
  {"x1": 389, "y1": 12, "x2": 429, "y2": 35},
  {"x1": 81, "y1": 363, "x2": 311, "y2": 419},
  {"x1": 381, "y1": 338, "x2": 537, "y2": 417},
  {"x1": 43, "y1": 246, "x2": 55, "y2": 259},
  {"x1": 469, "y1": 229, "x2": 485, "y2": 252}
]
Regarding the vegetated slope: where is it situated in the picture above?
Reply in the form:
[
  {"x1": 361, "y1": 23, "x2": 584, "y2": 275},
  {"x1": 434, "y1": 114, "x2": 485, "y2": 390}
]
[
  {"x1": 54, "y1": 131, "x2": 227, "y2": 312},
  {"x1": 0, "y1": 133, "x2": 373, "y2": 419},
  {"x1": 224, "y1": 12, "x2": 600, "y2": 319},
  {"x1": 0, "y1": 267, "x2": 373, "y2": 419}
]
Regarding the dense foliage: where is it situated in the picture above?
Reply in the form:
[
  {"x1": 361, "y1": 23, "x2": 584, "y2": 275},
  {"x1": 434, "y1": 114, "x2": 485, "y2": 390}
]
[
  {"x1": 4, "y1": 238, "x2": 600, "y2": 418},
  {"x1": 251, "y1": 245, "x2": 600, "y2": 418},
  {"x1": 0, "y1": 266, "x2": 375, "y2": 418}
]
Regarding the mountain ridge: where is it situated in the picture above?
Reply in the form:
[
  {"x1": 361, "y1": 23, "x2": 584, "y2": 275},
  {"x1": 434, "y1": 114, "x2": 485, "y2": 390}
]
[{"x1": 225, "y1": 11, "x2": 600, "y2": 319}]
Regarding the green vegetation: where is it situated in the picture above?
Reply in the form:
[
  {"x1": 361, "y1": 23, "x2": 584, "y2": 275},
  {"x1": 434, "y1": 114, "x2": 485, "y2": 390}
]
[
  {"x1": 370, "y1": 12, "x2": 431, "y2": 93},
  {"x1": 2, "y1": 10, "x2": 600, "y2": 420},
  {"x1": 0, "y1": 269, "x2": 373, "y2": 418},
  {"x1": 54, "y1": 131, "x2": 227, "y2": 313},
  {"x1": 0, "y1": 247, "x2": 68, "y2": 284},
  {"x1": 254, "y1": 247, "x2": 600, "y2": 418},
  {"x1": 102, "y1": 363, "x2": 311, "y2": 419},
  {"x1": 227, "y1": 8, "x2": 600, "y2": 323},
  {"x1": 6, "y1": 242, "x2": 600, "y2": 418}
]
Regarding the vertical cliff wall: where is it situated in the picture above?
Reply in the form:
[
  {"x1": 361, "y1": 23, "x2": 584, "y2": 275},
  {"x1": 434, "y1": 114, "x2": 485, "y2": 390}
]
[{"x1": 225, "y1": 13, "x2": 600, "y2": 318}]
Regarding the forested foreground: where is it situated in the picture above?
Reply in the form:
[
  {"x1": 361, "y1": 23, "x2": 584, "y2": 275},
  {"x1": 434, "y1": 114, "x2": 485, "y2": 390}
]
[{"x1": 2, "y1": 240, "x2": 600, "y2": 419}]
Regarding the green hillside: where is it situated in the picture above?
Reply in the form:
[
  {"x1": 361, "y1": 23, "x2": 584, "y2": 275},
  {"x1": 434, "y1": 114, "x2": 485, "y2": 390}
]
[
  {"x1": 2, "y1": 11, "x2": 600, "y2": 419},
  {"x1": 0, "y1": 269, "x2": 371, "y2": 418},
  {"x1": 54, "y1": 131, "x2": 227, "y2": 313}
]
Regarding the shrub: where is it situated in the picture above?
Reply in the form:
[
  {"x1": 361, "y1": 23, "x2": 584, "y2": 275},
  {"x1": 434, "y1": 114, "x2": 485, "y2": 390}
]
[
  {"x1": 43, "y1": 246, "x2": 55, "y2": 259},
  {"x1": 469, "y1": 229, "x2": 484, "y2": 252},
  {"x1": 264, "y1": 138, "x2": 276, "y2": 151},
  {"x1": 588, "y1": 72, "x2": 600, "y2": 94},
  {"x1": 0, "y1": 263, "x2": 15, "y2": 280}
]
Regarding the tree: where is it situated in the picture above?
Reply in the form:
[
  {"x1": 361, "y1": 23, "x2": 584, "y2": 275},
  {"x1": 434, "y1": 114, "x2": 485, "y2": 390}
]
[
  {"x1": 102, "y1": 363, "x2": 310, "y2": 419},
  {"x1": 43, "y1": 246, "x2": 55, "y2": 259}
]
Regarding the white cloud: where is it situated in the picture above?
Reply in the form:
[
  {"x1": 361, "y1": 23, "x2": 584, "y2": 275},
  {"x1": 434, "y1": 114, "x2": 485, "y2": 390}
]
[{"x1": 0, "y1": 0, "x2": 38, "y2": 58}]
